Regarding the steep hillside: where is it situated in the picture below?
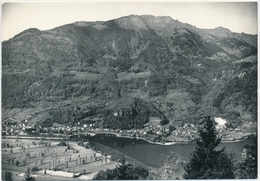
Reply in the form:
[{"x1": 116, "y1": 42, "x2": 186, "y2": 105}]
[
  {"x1": 198, "y1": 55, "x2": 257, "y2": 122},
  {"x1": 102, "y1": 97, "x2": 169, "y2": 130},
  {"x1": 235, "y1": 33, "x2": 257, "y2": 47},
  {"x1": 2, "y1": 15, "x2": 257, "y2": 128}
]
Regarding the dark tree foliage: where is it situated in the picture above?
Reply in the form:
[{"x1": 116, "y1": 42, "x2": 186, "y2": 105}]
[
  {"x1": 49, "y1": 106, "x2": 85, "y2": 126},
  {"x1": 147, "y1": 72, "x2": 168, "y2": 97},
  {"x1": 236, "y1": 135, "x2": 257, "y2": 179},
  {"x1": 92, "y1": 169, "x2": 118, "y2": 180},
  {"x1": 183, "y1": 116, "x2": 236, "y2": 179},
  {"x1": 148, "y1": 151, "x2": 185, "y2": 179},
  {"x1": 102, "y1": 97, "x2": 169, "y2": 130},
  {"x1": 93, "y1": 155, "x2": 149, "y2": 180},
  {"x1": 103, "y1": 108, "x2": 149, "y2": 130},
  {"x1": 23, "y1": 172, "x2": 36, "y2": 181},
  {"x1": 212, "y1": 64, "x2": 257, "y2": 117},
  {"x1": 15, "y1": 160, "x2": 19, "y2": 166},
  {"x1": 39, "y1": 119, "x2": 53, "y2": 127}
]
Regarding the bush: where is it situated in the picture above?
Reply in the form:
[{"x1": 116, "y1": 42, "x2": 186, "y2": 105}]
[
  {"x1": 23, "y1": 172, "x2": 36, "y2": 181},
  {"x1": 57, "y1": 141, "x2": 67, "y2": 146},
  {"x1": 148, "y1": 151, "x2": 185, "y2": 179},
  {"x1": 93, "y1": 155, "x2": 148, "y2": 180},
  {"x1": 235, "y1": 135, "x2": 257, "y2": 179},
  {"x1": 31, "y1": 166, "x2": 38, "y2": 172}
]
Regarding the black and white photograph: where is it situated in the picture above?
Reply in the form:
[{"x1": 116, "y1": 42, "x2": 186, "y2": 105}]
[{"x1": 1, "y1": 1, "x2": 258, "y2": 180}]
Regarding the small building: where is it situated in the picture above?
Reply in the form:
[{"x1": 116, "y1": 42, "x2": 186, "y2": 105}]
[
  {"x1": 214, "y1": 117, "x2": 227, "y2": 130},
  {"x1": 19, "y1": 131, "x2": 27, "y2": 136}
]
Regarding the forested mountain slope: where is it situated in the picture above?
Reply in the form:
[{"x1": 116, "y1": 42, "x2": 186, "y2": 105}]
[{"x1": 2, "y1": 15, "x2": 257, "y2": 128}]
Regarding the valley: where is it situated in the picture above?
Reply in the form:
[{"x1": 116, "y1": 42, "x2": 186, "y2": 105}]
[{"x1": 2, "y1": 14, "x2": 257, "y2": 180}]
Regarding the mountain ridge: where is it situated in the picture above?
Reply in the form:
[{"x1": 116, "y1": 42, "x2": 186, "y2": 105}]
[
  {"x1": 4, "y1": 15, "x2": 257, "y2": 43},
  {"x1": 2, "y1": 14, "x2": 257, "y2": 129}
]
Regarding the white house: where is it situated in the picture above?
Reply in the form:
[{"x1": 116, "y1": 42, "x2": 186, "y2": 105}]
[{"x1": 214, "y1": 117, "x2": 227, "y2": 130}]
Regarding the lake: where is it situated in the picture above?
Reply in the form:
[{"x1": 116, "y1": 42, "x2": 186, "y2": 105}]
[{"x1": 86, "y1": 134, "x2": 254, "y2": 168}]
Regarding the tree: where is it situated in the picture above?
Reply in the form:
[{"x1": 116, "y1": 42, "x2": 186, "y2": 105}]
[
  {"x1": 236, "y1": 135, "x2": 257, "y2": 179},
  {"x1": 147, "y1": 72, "x2": 168, "y2": 97},
  {"x1": 92, "y1": 169, "x2": 118, "y2": 180},
  {"x1": 183, "y1": 116, "x2": 236, "y2": 179},
  {"x1": 15, "y1": 160, "x2": 19, "y2": 167},
  {"x1": 93, "y1": 155, "x2": 149, "y2": 180},
  {"x1": 148, "y1": 151, "x2": 185, "y2": 179},
  {"x1": 23, "y1": 172, "x2": 36, "y2": 181},
  {"x1": 115, "y1": 154, "x2": 128, "y2": 180}
]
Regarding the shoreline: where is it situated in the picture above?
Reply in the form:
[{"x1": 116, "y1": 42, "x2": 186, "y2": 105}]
[
  {"x1": 86, "y1": 133, "x2": 255, "y2": 146},
  {"x1": 2, "y1": 134, "x2": 255, "y2": 180},
  {"x1": 2, "y1": 133, "x2": 255, "y2": 146}
]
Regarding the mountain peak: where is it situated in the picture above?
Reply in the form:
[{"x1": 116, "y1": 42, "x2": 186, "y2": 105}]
[
  {"x1": 116, "y1": 15, "x2": 148, "y2": 30},
  {"x1": 210, "y1": 26, "x2": 235, "y2": 38},
  {"x1": 214, "y1": 26, "x2": 231, "y2": 32},
  {"x1": 139, "y1": 14, "x2": 173, "y2": 20},
  {"x1": 18, "y1": 28, "x2": 41, "y2": 35},
  {"x1": 116, "y1": 14, "x2": 192, "y2": 36},
  {"x1": 12, "y1": 28, "x2": 42, "y2": 40},
  {"x1": 120, "y1": 14, "x2": 173, "y2": 20},
  {"x1": 2, "y1": 14, "x2": 257, "y2": 130}
]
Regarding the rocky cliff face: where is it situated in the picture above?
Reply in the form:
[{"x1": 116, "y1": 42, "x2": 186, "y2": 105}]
[{"x1": 2, "y1": 15, "x2": 257, "y2": 128}]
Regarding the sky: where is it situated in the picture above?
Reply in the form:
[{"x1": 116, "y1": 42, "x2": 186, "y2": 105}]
[{"x1": 2, "y1": 1, "x2": 258, "y2": 41}]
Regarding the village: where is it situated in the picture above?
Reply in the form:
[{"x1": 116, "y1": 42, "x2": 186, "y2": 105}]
[
  {"x1": 2, "y1": 115, "x2": 257, "y2": 181},
  {"x1": 2, "y1": 116, "x2": 257, "y2": 144}
]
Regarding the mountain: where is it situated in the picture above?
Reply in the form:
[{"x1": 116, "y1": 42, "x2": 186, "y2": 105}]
[
  {"x1": 2, "y1": 15, "x2": 257, "y2": 129},
  {"x1": 235, "y1": 32, "x2": 257, "y2": 47}
]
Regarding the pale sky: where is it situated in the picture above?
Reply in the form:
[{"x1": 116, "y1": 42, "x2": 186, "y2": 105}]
[{"x1": 2, "y1": 1, "x2": 258, "y2": 41}]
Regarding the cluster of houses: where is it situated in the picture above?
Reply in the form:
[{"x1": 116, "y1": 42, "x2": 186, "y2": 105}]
[
  {"x1": 2, "y1": 119, "x2": 36, "y2": 136},
  {"x1": 169, "y1": 123, "x2": 198, "y2": 141},
  {"x1": 2, "y1": 116, "x2": 256, "y2": 144}
]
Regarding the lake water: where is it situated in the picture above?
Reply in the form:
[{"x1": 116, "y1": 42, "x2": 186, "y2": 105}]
[
  {"x1": 86, "y1": 134, "x2": 254, "y2": 168},
  {"x1": 116, "y1": 139, "x2": 250, "y2": 167}
]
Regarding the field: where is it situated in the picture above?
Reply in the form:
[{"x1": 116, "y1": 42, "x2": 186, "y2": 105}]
[{"x1": 2, "y1": 138, "x2": 117, "y2": 180}]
